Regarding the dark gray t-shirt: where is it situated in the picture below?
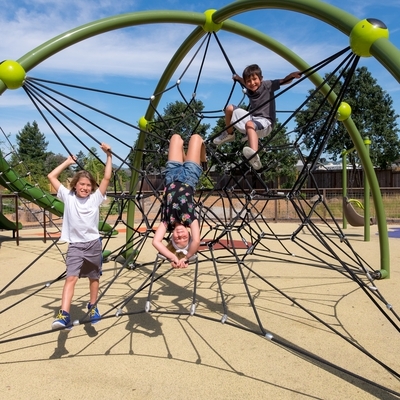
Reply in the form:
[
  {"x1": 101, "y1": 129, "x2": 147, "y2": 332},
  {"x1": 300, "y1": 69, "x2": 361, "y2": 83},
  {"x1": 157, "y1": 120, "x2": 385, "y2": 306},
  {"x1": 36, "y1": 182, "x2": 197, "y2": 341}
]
[{"x1": 247, "y1": 79, "x2": 280, "y2": 126}]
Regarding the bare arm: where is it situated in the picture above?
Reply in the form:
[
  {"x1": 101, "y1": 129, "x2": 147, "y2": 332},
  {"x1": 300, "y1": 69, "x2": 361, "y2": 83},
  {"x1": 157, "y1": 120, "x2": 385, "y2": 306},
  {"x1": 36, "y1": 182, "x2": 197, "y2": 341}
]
[
  {"x1": 47, "y1": 155, "x2": 76, "y2": 192},
  {"x1": 233, "y1": 74, "x2": 245, "y2": 86},
  {"x1": 98, "y1": 143, "x2": 113, "y2": 196},
  {"x1": 152, "y1": 223, "x2": 182, "y2": 267},
  {"x1": 173, "y1": 220, "x2": 200, "y2": 269},
  {"x1": 280, "y1": 71, "x2": 302, "y2": 85},
  {"x1": 185, "y1": 219, "x2": 200, "y2": 260}
]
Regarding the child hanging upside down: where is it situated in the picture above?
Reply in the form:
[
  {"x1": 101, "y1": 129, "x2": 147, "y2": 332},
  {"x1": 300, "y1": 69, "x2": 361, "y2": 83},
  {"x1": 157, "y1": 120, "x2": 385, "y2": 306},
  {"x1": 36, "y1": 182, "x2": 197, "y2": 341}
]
[{"x1": 152, "y1": 133, "x2": 206, "y2": 268}]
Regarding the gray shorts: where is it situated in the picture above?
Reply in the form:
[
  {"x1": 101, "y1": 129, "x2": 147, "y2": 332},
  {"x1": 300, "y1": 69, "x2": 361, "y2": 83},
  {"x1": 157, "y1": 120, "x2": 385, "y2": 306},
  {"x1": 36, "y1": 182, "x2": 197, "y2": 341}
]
[
  {"x1": 66, "y1": 238, "x2": 102, "y2": 279},
  {"x1": 231, "y1": 106, "x2": 273, "y2": 139}
]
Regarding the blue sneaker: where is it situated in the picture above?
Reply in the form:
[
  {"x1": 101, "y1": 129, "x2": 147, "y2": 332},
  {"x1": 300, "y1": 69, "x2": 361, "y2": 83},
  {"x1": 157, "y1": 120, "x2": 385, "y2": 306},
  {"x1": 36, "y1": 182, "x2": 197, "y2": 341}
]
[
  {"x1": 52, "y1": 310, "x2": 72, "y2": 330},
  {"x1": 87, "y1": 303, "x2": 101, "y2": 325}
]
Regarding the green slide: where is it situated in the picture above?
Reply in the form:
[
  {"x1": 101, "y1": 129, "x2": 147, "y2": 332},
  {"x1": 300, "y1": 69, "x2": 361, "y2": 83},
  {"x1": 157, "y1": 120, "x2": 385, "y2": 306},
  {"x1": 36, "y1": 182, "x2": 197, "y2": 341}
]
[{"x1": 0, "y1": 211, "x2": 22, "y2": 231}]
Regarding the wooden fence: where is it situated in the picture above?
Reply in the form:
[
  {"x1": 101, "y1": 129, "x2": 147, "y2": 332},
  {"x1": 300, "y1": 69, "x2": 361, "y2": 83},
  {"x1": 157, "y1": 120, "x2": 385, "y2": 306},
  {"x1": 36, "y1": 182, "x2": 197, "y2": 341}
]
[{"x1": 138, "y1": 168, "x2": 400, "y2": 192}]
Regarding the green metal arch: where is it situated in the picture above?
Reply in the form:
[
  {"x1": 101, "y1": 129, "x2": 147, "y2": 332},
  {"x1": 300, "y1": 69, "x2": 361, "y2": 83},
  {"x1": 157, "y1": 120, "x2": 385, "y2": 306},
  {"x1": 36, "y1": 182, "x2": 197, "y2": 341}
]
[{"x1": 1, "y1": 0, "x2": 399, "y2": 274}]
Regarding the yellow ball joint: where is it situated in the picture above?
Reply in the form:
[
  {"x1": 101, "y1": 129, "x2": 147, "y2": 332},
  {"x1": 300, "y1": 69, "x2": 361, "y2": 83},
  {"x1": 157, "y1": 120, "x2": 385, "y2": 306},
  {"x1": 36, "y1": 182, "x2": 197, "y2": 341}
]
[
  {"x1": 203, "y1": 9, "x2": 223, "y2": 33},
  {"x1": 349, "y1": 18, "x2": 389, "y2": 57},
  {"x1": 336, "y1": 102, "x2": 352, "y2": 121},
  {"x1": 0, "y1": 60, "x2": 26, "y2": 89},
  {"x1": 138, "y1": 116, "x2": 149, "y2": 131}
]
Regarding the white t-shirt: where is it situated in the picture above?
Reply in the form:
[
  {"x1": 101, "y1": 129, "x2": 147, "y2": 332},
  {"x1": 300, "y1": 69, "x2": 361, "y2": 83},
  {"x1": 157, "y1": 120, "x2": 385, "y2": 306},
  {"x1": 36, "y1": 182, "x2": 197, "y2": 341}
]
[{"x1": 57, "y1": 184, "x2": 106, "y2": 243}]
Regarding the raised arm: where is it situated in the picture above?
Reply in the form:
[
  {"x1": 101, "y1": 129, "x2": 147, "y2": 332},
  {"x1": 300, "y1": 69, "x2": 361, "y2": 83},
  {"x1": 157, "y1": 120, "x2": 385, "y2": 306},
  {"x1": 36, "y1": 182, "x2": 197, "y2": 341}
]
[
  {"x1": 47, "y1": 155, "x2": 76, "y2": 192},
  {"x1": 233, "y1": 73, "x2": 245, "y2": 86},
  {"x1": 98, "y1": 143, "x2": 113, "y2": 196},
  {"x1": 280, "y1": 71, "x2": 302, "y2": 85}
]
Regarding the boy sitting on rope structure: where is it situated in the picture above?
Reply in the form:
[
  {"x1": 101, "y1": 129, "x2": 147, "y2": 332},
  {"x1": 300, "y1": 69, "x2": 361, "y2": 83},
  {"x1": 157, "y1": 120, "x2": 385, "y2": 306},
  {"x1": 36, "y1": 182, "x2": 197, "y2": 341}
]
[
  {"x1": 152, "y1": 133, "x2": 206, "y2": 268},
  {"x1": 213, "y1": 64, "x2": 301, "y2": 170}
]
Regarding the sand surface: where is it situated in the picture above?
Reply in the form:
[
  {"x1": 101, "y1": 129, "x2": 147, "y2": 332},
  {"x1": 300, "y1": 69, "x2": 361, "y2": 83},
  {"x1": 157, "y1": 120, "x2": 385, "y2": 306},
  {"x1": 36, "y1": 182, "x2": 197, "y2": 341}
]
[{"x1": 0, "y1": 222, "x2": 400, "y2": 399}]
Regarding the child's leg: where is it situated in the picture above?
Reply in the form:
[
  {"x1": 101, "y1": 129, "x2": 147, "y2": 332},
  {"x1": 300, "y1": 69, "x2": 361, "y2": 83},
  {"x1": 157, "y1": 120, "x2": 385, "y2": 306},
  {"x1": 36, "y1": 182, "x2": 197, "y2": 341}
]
[
  {"x1": 89, "y1": 278, "x2": 99, "y2": 305},
  {"x1": 60, "y1": 276, "x2": 79, "y2": 313},
  {"x1": 245, "y1": 120, "x2": 259, "y2": 152},
  {"x1": 224, "y1": 105, "x2": 234, "y2": 134},
  {"x1": 168, "y1": 134, "x2": 184, "y2": 162},
  {"x1": 213, "y1": 105, "x2": 237, "y2": 146},
  {"x1": 185, "y1": 134, "x2": 204, "y2": 164}
]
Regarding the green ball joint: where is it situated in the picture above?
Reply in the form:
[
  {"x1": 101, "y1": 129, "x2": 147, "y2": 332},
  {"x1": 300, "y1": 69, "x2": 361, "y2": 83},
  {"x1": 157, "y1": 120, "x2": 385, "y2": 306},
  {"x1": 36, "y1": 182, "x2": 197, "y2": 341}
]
[
  {"x1": 336, "y1": 102, "x2": 352, "y2": 121},
  {"x1": 349, "y1": 18, "x2": 389, "y2": 57},
  {"x1": 0, "y1": 60, "x2": 26, "y2": 89},
  {"x1": 202, "y1": 9, "x2": 223, "y2": 33},
  {"x1": 138, "y1": 116, "x2": 149, "y2": 131}
]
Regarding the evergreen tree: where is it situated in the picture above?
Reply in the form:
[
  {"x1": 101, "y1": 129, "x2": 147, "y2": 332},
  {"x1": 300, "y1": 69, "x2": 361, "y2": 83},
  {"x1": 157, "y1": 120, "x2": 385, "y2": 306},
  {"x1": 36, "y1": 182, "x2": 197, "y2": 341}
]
[
  {"x1": 12, "y1": 121, "x2": 49, "y2": 185},
  {"x1": 74, "y1": 150, "x2": 86, "y2": 171},
  {"x1": 16, "y1": 121, "x2": 48, "y2": 166},
  {"x1": 295, "y1": 67, "x2": 400, "y2": 169}
]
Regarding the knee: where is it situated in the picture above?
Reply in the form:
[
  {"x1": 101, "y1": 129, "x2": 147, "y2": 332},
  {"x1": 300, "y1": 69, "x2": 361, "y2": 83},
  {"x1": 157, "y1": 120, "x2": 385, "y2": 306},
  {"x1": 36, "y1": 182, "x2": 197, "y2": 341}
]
[
  {"x1": 245, "y1": 120, "x2": 255, "y2": 131},
  {"x1": 225, "y1": 104, "x2": 234, "y2": 114},
  {"x1": 189, "y1": 134, "x2": 204, "y2": 146},
  {"x1": 170, "y1": 134, "x2": 183, "y2": 147}
]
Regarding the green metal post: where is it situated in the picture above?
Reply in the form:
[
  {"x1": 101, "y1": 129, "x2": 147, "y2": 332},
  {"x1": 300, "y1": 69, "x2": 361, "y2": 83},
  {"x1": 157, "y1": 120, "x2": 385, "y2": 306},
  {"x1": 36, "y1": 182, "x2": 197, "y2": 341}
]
[
  {"x1": 364, "y1": 138, "x2": 371, "y2": 241},
  {"x1": 342, "y1": 150, "x2": 348, "y2": 229}
]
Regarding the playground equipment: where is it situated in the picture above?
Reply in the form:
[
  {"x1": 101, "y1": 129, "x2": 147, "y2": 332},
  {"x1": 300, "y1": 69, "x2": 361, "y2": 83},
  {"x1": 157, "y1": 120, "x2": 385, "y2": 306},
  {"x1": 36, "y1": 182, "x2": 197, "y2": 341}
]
[
  {"x1": 0, "y1": 2, "x2": 396, "y2": 275},
  {"x1": 0, "y1": 211, "x2": 22, "y2": 236},
  {"x1": 343, "y1": 196, "x2": 375, "y2": 227},
  {"x1": 342, "y1": 137, "x2": 374, "y2": 241},
  {"x1": 0, "y1": 2, "x2": 400, "y2": 395}
]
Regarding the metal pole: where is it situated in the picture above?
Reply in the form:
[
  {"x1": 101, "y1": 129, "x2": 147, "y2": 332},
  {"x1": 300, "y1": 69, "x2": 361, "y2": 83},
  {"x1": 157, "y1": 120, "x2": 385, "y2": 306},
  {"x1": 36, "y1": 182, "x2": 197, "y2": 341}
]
[{"x1": 364, "y1": 138, "x2": 371, "y2": 241}]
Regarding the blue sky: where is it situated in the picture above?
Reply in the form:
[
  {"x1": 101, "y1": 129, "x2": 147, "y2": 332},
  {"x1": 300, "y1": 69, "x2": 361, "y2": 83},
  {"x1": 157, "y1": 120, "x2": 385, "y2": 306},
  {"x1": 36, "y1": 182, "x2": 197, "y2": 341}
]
[{"x1": 0, "y1": 0, "x2": 399, "y2": 162}]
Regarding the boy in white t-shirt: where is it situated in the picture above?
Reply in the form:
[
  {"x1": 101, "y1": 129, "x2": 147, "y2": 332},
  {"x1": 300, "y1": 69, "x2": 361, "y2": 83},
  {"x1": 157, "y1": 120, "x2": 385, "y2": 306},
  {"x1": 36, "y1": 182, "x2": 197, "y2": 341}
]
[{"x1": 48, "y1": 143, "x2": 112, "y2": 329}]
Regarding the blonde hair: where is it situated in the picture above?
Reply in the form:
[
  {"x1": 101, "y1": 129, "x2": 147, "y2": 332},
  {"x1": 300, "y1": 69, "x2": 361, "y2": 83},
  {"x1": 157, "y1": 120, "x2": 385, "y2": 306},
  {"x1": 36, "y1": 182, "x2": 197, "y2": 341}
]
[
  {"x1": 69, "y1": 170, "x2": 97, "y2": 193},
  {"x1": 166, "y1": 241, "x2": 187, "y2": 260}
]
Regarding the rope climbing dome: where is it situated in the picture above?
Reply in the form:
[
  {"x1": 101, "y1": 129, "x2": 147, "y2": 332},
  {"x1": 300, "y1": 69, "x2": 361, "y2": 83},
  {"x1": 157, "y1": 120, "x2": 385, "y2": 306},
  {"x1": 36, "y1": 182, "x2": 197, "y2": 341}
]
[{"x1": 1, "y1": 3, "x2": 400, "y2": 396}]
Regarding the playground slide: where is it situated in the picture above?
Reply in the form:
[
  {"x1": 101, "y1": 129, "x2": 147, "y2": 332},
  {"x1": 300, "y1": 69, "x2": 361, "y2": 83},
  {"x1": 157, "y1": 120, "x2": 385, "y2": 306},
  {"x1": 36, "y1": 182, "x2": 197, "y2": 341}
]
[
  {"x1": 0, "y1": 211, "x2": 22, "y2": 231},
  {"x1": 0, "y1": 152, "x2": 114, "y2": 233}
]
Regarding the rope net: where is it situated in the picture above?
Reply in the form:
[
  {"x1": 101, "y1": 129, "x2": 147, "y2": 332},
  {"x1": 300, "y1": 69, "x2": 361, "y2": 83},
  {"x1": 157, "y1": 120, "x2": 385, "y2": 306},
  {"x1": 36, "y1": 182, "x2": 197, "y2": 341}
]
[{"x1": 0, "y1": 32, "x2": 399, "y2": 390}]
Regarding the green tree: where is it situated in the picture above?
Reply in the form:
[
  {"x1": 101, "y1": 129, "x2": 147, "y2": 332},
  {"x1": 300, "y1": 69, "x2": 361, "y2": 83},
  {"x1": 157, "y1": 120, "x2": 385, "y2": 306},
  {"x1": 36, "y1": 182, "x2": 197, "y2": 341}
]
[
  {"x1": 83, "y1": 147, "x2": 129, "y2": 192},
  {"x1": 10, "y1": 121, "x2": 49, "y2": 187},
  {"x1": 44, "y1": 152, "x2": 67, "y2": 173},
  {"x1": 73, "y1": 150, "x2": 86, "y2": 171},
  {"x1": 210, "y1": 111, "x2": 298, "y2": 188},
  {"x1": 43, "y1": 152, "x2": 74, "y2": 190},
  {"x1": 295, "y1": 66, "x2": 400, "y2": 169},
  {"x1": 15, "y1": 121, "x2": 48, "y2": 170},
  {"x1": 132, "y1": 100, "x2": 210, "y2": 171},
  {"x1": 84, "y1": 147, "x2": 104, "y2": 183}
]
